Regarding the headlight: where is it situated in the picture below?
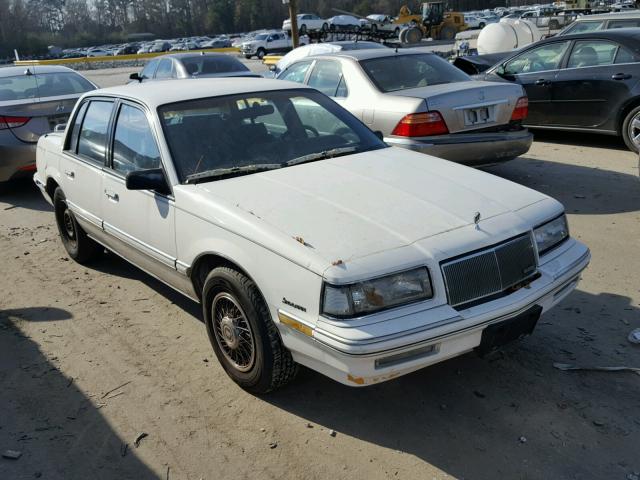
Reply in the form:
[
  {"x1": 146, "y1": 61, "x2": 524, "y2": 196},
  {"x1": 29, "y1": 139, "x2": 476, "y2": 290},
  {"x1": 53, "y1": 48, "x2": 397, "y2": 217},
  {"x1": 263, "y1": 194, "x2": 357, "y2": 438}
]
[
  {"x1": 534, "y1": 214, "x2": 569, "y2": 255},
  {"x1": 322, "y1": 267, "x2": 433, "y2": 318}
]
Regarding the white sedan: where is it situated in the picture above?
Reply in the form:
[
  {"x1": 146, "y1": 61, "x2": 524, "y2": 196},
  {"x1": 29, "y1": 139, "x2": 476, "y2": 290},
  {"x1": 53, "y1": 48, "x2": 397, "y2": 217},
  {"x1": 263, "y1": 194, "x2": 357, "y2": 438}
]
[
  {"x1": 34, "y1": 79, "x2": 590, "y2": 392},
  {"x1": 328, "y1": 14, "x2": 366, "y2": 31}
]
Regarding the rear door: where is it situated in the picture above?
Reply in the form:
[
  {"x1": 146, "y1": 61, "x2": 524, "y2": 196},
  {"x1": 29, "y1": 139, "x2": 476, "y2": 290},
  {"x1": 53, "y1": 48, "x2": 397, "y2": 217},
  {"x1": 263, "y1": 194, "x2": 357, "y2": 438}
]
[
  {"x1": 101, "y1": 101, "x2": 177, "y2": 272},
  {"x1": 552, "y1": 39, "x2": 637, "y2": 129},
  {"x1": 59, "y1": 99, "x2": 114, "y2": 232},
  {"x1": 500, "y1": 40, "x2": 571, "y2": 125}
]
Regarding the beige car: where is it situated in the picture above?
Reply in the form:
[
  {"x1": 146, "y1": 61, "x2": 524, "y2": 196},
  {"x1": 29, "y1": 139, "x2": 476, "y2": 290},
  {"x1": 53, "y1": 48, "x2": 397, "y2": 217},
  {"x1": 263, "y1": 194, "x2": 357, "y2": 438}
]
[{"x1": 277, "y1": 49, "x2": 532, "y2": 166}]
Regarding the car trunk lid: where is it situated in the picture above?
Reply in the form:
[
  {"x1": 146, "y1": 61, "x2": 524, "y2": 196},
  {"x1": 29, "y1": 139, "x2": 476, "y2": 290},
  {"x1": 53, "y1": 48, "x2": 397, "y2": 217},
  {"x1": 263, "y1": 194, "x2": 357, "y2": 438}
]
[
  {"x1": 389, "y1": 80, "x2": 523, "y2": 134},
  {"x1": 0, "y1": 96, "x2": 77, "y2": 143}
]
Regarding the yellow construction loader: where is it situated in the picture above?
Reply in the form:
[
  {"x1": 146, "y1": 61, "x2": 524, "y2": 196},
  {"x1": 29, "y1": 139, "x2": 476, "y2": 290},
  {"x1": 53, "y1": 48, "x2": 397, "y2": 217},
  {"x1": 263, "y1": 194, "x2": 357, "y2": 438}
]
[{"x1": 395, "y1": 2, "x2": 467, "y2": 40}]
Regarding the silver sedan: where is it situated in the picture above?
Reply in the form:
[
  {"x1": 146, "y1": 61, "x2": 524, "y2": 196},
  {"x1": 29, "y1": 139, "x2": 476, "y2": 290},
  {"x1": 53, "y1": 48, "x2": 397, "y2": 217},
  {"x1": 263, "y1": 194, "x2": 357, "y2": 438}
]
[
  {"x1": 277, "y1": 49, "x2": 533, "y2": 166},
  {"x1": 0, "y1": 65, "x2": 97, "y2": 182}
]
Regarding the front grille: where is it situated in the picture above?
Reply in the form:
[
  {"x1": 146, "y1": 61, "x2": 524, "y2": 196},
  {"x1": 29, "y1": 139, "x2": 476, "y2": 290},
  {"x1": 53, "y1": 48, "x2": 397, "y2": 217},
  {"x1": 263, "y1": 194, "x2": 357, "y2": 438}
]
[{"x1": 441, "y1": 233, "x2": 537, "y2": 308}]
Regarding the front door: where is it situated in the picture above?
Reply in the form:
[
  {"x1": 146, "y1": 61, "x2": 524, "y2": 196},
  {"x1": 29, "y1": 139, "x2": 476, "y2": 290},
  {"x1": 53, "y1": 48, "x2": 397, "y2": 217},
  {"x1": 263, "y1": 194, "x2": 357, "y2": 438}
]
[
  {"x1": 499, "y1": 41, "x2": 571, "y2": 126},
  {"x1": 101, "y1": 101, "x2": 177, "y2": 272}
]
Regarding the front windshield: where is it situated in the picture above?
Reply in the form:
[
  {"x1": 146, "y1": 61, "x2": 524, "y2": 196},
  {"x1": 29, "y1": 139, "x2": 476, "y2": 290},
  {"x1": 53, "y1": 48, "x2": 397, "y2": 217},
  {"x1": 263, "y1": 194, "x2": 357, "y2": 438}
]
[
  {"x1": 360, "y1": 53, "x2": 470, "y2": 93},
  {"x1": 158, "y1": 89, "x2": 387, "y2": 183},
  {"x1": 254, "y1": 34, "x2": 268, "y2": 41}
]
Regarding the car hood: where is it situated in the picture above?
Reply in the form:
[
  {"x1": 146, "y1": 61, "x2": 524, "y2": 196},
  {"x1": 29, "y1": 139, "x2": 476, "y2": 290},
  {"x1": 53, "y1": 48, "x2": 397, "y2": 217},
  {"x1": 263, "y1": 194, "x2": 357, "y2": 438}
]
[{"x1": 194, "y1": 147, "x2": 550, "y2": 272}]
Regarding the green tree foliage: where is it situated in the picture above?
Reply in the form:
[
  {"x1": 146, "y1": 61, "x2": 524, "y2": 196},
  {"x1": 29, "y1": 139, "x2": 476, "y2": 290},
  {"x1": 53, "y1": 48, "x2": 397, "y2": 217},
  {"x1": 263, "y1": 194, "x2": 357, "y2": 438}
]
[{"x1": 0, "y1": 0, "x2": 533, "y2": 58}]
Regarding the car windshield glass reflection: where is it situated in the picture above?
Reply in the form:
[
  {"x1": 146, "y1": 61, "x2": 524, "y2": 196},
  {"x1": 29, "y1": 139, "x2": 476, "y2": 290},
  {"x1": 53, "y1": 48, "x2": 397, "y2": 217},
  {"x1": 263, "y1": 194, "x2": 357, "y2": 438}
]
[{"x1": 158, "y1": 89, "x2": 386, "y2": 183}]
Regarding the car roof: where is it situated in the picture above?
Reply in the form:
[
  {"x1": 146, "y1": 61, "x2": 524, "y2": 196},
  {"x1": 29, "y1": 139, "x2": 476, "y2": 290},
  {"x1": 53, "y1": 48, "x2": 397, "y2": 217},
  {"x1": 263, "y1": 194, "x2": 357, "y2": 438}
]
[
  {"x1": 0, "y1": 65, "x2": 77, "y2": 76},
  {"x1": 573, "y1": 11, "x2": 640, "y2": 20},
  {"x1": 85, "y1": 78, "x2": 311, "y2": 108},
  {"x1": 319, "y1": 48, "x2": 434, "y2": 62},
  {"x1": 160, "y1": 53, "x2": 236, "y2": 60},
  {"x1": 545, "y1": 27, "x2": 640, "y2": 42}
]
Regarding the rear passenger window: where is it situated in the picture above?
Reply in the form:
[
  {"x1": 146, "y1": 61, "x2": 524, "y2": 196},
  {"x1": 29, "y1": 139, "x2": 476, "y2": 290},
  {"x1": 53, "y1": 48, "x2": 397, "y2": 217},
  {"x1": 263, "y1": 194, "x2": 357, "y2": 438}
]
[
  {"x1": 615, "y1": 47, "x2": 635, "y2": 64},
  {"x1": 567, "y1": 40, "x2": 618, "y2": 68},
  {"x1": 608, "y1": 19, "x2": 640, "y2": 29},
  {"x1": 112, "y1": 104, "x2": 161, "y2": 174},
  {"x1": 77, "y1": 101, "x2": 113, "y2": 164},
  {"x1": 307, "y1": 61, "x2": 345, "y2": 97},
  {"x1": 66, "y1": 102, "x2": 89, "y2": 152}
]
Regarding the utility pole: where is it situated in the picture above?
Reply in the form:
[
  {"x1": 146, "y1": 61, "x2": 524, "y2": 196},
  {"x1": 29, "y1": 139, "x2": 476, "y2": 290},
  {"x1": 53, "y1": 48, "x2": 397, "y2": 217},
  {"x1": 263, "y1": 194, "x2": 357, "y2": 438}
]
[{"x1": 284, "y1": 0, "x2": 300, "y2": 48}]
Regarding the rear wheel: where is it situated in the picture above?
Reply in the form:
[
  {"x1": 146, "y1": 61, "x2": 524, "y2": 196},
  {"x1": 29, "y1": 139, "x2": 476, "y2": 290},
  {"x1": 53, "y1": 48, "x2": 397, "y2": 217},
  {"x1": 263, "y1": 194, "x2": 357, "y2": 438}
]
[
  {"x1": 622, "y1": 105, "x2": 640, "y2": 152},
  {"x1": 202, "y1": 267, "x2": 298, "y2": 394},
  {"x1": 53, "y1": 187, "x2": 101, "y2": 263},
  {"x1": 299, "y1": 24, "x2": 307, "y2": 35}
]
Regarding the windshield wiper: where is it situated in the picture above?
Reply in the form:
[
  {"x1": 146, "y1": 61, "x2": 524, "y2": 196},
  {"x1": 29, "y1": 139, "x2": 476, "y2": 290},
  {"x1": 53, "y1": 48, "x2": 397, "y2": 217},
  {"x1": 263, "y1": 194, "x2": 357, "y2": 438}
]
[
  {"x1": 185, "y1": 163, "x2": 282, "y2": 184},
  {"x1": 285, "y1": 146, "x2": 360, "y2": 167}
]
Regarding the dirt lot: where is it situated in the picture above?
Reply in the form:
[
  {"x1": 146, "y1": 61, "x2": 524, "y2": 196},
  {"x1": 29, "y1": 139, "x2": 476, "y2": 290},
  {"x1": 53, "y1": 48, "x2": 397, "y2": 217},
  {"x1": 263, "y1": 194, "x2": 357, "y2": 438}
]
[{"x1": 1, "y1": 66, "x2": 639, "y2": 480}]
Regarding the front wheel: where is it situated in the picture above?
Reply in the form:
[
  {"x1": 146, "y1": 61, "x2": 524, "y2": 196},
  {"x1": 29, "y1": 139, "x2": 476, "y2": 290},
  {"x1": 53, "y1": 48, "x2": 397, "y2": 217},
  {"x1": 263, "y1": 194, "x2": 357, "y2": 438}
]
[
  {"x1": 479, "y1": 22, "x2": 486, "y2": 28},
  {"x1": 256, "y1": 48, "x2": 266, "y2": 60},
  {"x1": 53, "y1": 187, "x2": 101, "y2": 263},
  {"x1": 299, "y1": 24, "x2": 307, "y2": 35},
  {"x1": 202, "y1": 267, "x2": 298, "y2": 394},
  {"x1": 244, "y1": 54, "x2": 252, "y2": 59},
  {"x1": 621, "y1": 105, "x2": 640, "y2": 152}
]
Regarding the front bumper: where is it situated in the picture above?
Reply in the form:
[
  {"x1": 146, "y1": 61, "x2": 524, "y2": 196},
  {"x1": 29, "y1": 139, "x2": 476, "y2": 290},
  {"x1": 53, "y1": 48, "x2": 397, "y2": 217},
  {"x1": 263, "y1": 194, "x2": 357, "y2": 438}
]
[
  {"x1": 384, "y1": 128, "x2": 533, "y2": 167},
  {"x1": 241, "y1": 45, "x2": 257, "y2": 55},
  {"x1": 278, "y1": 238, "x2": 589, "y2": 386},
  {"x1": 0, "y1": 143, "x2": 37, "y2": 182}
]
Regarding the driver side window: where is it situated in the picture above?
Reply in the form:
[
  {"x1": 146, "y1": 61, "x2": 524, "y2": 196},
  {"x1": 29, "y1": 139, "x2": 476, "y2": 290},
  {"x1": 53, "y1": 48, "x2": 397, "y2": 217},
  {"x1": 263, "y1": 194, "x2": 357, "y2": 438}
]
[
  {"x1": 504, "y1": 41, "x2": 570, "y2": 75},
  {"x1": 279, "y1": 61, "x2": 312, "y2": 83}
]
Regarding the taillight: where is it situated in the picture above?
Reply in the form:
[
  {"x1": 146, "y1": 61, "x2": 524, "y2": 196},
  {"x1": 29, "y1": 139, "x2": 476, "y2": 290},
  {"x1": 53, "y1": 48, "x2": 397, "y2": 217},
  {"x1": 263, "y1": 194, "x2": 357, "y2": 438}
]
[
  {"x1": 391, "y1": 111, "x2": 449, "y2": 137},
  {"x1": 0, "y1": 115, "x2": 30, "y2": 130},
  {"x1": 510, "y1": 97, "x2": 528, "y2": 121}
]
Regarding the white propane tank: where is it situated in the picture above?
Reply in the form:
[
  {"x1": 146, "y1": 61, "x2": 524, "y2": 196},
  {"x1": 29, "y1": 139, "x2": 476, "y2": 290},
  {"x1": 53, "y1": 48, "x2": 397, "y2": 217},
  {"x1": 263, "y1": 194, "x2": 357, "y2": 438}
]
[{"x1": 476, "y1": 19, "x2": 541, "y2": 55}]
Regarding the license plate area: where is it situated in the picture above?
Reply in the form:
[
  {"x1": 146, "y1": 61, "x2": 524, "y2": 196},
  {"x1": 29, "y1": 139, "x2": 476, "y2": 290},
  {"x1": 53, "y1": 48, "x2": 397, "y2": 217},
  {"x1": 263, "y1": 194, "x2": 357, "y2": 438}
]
[
  {"x1": 463, "y1": 106, "x2": 493, "y2": 126},
  {"x1": 475, "y1": 305, "x2": 542, "y2": 356}
]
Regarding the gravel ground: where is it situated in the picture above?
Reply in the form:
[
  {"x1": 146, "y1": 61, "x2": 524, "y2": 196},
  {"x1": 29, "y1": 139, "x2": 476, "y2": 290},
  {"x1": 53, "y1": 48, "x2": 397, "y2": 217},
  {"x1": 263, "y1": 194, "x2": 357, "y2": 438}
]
[{"x1": 0, "y1": 67, "x2": 639, "y2": 480}]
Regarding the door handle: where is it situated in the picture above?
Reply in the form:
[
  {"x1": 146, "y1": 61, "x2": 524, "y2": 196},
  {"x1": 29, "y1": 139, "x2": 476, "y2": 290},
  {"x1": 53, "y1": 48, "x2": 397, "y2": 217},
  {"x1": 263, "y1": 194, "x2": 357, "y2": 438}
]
[
  {"x1": 104, "y1": 190, "x2": 119, "y2": 202},
  {"x1": 64, "y1": 170, "x2": 75, "y2": 179},
  {"x1": 534, "y1": 79, "x2": 551, "y2": 86},
  {"x1": 612, "y1": 73, "x2": 631, "y2": 80}
]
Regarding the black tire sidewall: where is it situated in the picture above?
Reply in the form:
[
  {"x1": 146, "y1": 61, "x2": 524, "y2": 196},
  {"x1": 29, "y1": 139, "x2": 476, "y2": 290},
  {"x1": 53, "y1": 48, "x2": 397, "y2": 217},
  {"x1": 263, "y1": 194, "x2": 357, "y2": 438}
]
[
  {"x1": 622, "y1": 105, "x2": 640, "y2": 153},
  {"x1": 54, "y1": 188, "x2": 80, "y2": 258},
  {"x1": 257, "y1": 48, "x2": 265, "y2": 59},
  {"x1": 202, "y1": 269, "x2": 275, "y2": 391}
]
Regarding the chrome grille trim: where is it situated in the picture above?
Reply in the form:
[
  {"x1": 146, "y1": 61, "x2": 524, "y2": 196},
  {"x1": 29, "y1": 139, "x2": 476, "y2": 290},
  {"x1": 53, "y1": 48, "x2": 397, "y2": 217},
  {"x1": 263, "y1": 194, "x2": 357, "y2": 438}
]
[{"x1": 441, "y1": 233, "x2": 537, "y2": 308}]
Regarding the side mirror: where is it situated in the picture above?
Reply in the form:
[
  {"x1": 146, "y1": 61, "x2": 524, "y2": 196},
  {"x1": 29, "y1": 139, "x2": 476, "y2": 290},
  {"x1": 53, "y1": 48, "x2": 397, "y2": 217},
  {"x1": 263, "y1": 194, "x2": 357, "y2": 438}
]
[
  {"x1": 126, "y1": 168, "x2": 170, "y2": 195},
  {"x1": 129, "y1": 72, "x2": 143, "y2": 82}
]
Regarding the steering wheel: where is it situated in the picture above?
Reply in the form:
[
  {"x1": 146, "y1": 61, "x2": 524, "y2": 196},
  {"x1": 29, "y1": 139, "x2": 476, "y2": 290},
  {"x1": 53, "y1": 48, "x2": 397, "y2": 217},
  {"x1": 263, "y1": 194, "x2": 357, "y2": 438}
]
[
  {"x1": 334, "y1": 127, "x2": 359, "y2": 143},
  {"x1": 303, "y1": 124, "x2": 319, "y2": 138}
]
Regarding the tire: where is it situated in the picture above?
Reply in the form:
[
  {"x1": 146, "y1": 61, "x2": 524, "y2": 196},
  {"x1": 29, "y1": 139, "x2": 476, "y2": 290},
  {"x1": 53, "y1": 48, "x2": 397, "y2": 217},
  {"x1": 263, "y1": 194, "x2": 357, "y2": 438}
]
[
  {"x1": 299, "y1": 24, "x2": 307, "y2": 35},
  {"x1": 321, "y1": 22, "x2": 328, "y2": 32},
  {"x1": 53, "y1": 187, "x2": 101, "y2": 263},
  {"x1": 440, "y1": 25, "x2": 456, "y2": 40},
  {"x1": 202, "y1": 267, "x2": 298, "y2": 394},
  {"x1": 371, "y1": 24, "x2": 378, "y2": 34},
  {"x1": 479, "y1": 22, "x2": 486, "y2": 29},
  {"x1": 394, "y1": 27, "x2": 400, "y2": 37},
  {"x1": 256, "y1": 48, "x2": 265, "y2": 60},
  {"x1": 621, "y1": 105, "x2": 640, "y2": 153},
  {"x1": 549, "y1": 20, "x2": 560, "y2": 29},
  {"x1": 244, "y1": 54, "x2": 252, "y2": 59}
]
